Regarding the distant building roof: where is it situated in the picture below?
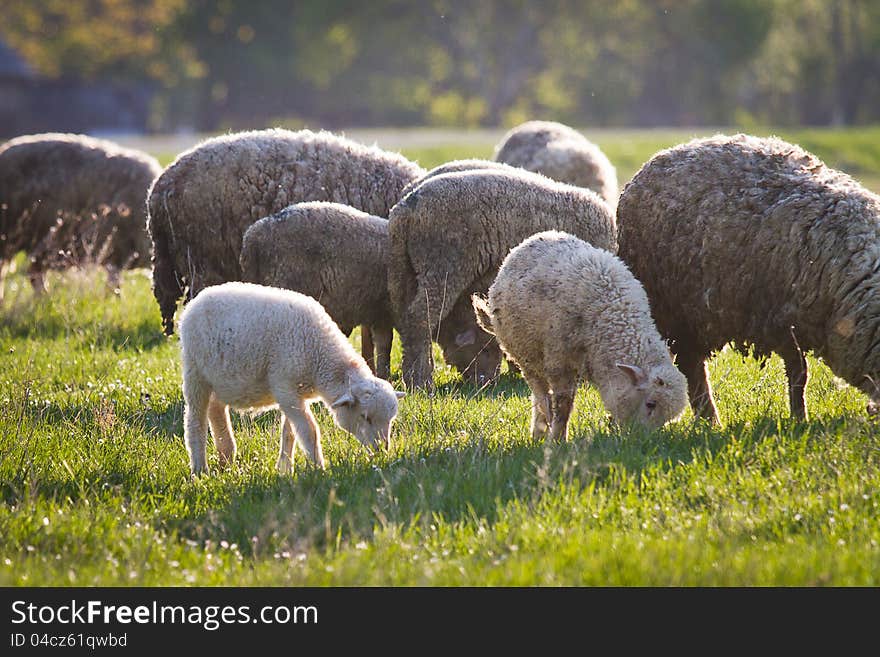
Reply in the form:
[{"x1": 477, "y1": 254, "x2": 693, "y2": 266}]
[{"x1": 0, "y1": 39, "x2": 34, "y2": 79}]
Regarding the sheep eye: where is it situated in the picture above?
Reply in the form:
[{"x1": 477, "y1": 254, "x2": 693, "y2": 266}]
[{"x1": 656, "y1": 378, "x2": 666, "y2": 387}]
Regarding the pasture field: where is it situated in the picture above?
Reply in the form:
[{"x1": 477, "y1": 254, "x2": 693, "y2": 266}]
[{"x1": 1, "y1": 128, "x2": 879, "y2": 586}]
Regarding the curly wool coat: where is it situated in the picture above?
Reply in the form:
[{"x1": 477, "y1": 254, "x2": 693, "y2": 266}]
[
  {"x1": 617, "y1": 133, "x2": 880, "y2": 422},
  {"x1": 493, "y1": 120, "x2": 619, "y2": 212},
  {"x1": 473, "y1": 231, "x2": 688, "y2": 440}
]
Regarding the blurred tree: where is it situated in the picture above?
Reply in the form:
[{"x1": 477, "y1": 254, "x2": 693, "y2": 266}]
[
  {"x1": 745, "y1": 0, "x2": 880, "y2": 126},
  {"x1": 1, "y1": 0, "x2": 878, "y2": 130},
  {"x1": 167, "y1": 0, "x2": 298, "y2": 130},
  {"x1": 421, "y1": 0, "x2": 549, "y2": 126},
  {"x1": 829, "y1": 0, "x2": 880, "y2": 125},
  {"x1": 0, "y1": 0, "x2": 191, "y2": 81},
  {"x1": 626, "y1": 0, "x2": 773, "y2": 125}
]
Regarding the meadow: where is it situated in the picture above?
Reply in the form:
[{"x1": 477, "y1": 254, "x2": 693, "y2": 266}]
[{"x1": 1, "y1": 127, "x2": 879, "y2": 586}]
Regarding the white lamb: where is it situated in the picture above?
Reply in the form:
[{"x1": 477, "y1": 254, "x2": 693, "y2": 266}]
[
  {"x1": 178, "y1": 281, "x2": 405, "y2": 475},
  {"x1": 472, "y1": 231, "x2": 688, "y2": 441}
]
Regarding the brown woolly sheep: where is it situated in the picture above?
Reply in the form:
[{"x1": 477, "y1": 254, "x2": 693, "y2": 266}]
[
  {"x1": 0, "y1": 133, "x2": 161, "y2": 300},
  {"x1": 617, "y1": 133, "x2": 880, "y2": 423},
  {"x1": 399, "y1": 158, "x2": 531, "y2": 199},
  {"x1": 240, "y1": 202, "x2": 397, "y2": 379},
  {"x1": 240, "y1": 200, "x2": 493, "y2": 381}
]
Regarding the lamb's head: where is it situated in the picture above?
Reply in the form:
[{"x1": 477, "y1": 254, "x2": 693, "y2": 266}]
[
  {"x1": 603, "y1": 362, "x2": 688, "y2": 429},
  {"x1": 439, "y1": 326, "x2": 503, "y2": 384},
  {"x1": 437, "y1": 301, "x2": 503, "y2": 384},
  {"x1": 330, "y1": 377, "x2": 406, "y2": 452}
]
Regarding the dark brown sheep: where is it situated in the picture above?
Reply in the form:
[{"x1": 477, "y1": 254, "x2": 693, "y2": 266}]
[
  {"x1": 0, "y1": 132, "x2": 161, "y2": 300},
  {"x1": 617, "y1": 133, "x2": 880, "y2": 423}
]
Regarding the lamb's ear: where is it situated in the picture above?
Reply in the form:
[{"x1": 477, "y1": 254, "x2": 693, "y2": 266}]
[
  {"x1": 395, "y1": 391, "x2": 406, "y2": 400},
  {"x1": 455, "y1": 328, "x2": 476, "y2": 347},
  {"x1": 331, "y1": 392, "x2": 355, "y2": 409},
  {"x1": 471, "y1": 295, "x2": 495, "y2": 335},
  {"x1": 616, "y1": 363, "x2": 646, "y2": 386}
]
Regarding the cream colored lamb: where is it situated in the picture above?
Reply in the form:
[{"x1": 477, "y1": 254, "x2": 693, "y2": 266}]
[
  {"x1": 472, "y1": 231, "x2": 687, "y2": 441},
  {"x1": 178, "y1": 281, "x2": 405, "y2": 475}
]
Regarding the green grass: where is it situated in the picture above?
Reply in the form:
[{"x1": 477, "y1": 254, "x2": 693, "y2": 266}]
[{"x1": 2, "y1": 128, "x2": 880, "y2": 586}]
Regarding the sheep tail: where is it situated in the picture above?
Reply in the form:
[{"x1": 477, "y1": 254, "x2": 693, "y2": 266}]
[{"x1": 147, "y1": 191, "x2": 184, "y2": 336}]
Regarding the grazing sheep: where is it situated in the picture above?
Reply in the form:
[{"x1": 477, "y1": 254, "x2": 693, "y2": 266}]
[
  {"x1": 398, "y1": 158, "x2": 544, "y2": 380},
  {"x1": 0, "y1": 133, "x2": 161, "y2": 300},
  {"x1": 388, "y1": 168, "x2": 616, "y2": 389},
  {"x1": 147, "y1": 128, "x2": 425, "y2": 336},
  {"x1": 400, "y1": 159, "x2": 549, "y2": 378},
  {"x1": 493, "y1": 120, "x2": 618, "y2": 211},
  {"x1": 617, "y1": 133, "x2": 880, "y2": 423},
  {"x1": 178, "y1": 281, "x2": 405, "y2": 475},
  {"x1": 472, "y1": 231, "x2": 688, "y2": 440},
  {"x1": 240, "y1": 201, "x2": 397, "y2": 380}
]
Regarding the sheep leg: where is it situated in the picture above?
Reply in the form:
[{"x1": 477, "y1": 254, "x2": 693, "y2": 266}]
[
  {"x1": 149, "y1": 223, "x2": 185, "y2": 336},
  {"x1": 361, "y1": 326, "x2": 376, "y2": 374},
  {"x1": 783, "y1": 349, "x2": 809, "y2": 421},
  {"x1": 399, "y1": 285, "x2": 441, "y2": 389},
  {"x1": 105, "y1": 264, "x2": 121, "y2": 294},
  {"x1": 0, "y1": 259, "x2": 8, "y2": 304},
  {"x1": 182, "y1": 374, "x2": 211, "y2": 475},
  {"x1": 27, "y1": 261, "x2": 47, "y2": 296},
  {"x1": 398, "y1": 325, "x2": 432, "y2": 390},
  {"x1": 676, "y1": 348, "x2": 721, "y2": 424},
  {"x1": 277, "y1": 417, "x2": 296, "y2": 475},
  {"x1": 276, "y1": 396, "x2": 326, "y2": 471},
  {"x1": 548, "y1": 386, "x2": 576, "y2": 443},
  {"x1": 372, "y1": 326, "x2": 394, "y2": 381},
  {"x1": 206, "y1": 393, "x2": 236, "y2": 468},
  {"x1": 521, "y1": 370, "x2": 551, "y2": 439}
]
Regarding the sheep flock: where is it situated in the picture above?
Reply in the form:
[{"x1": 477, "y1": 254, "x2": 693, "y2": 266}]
[{"x1": 3, "y1": 121, "x2": 879, "y2": 477}]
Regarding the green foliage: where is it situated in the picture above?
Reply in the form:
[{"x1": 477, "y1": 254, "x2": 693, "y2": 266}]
[
  {"x1": 0, "y1": 0, "x2": 191, "y2": 81},
  {"x1": 2, "y1": 0, "x2": 879, "y2": 130},
  {"x1": 2, "y1": 129, "x2": 880, "y2": 586}
]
